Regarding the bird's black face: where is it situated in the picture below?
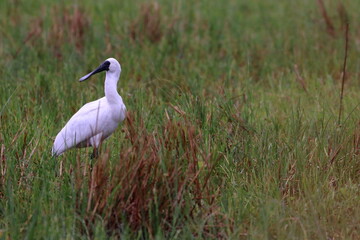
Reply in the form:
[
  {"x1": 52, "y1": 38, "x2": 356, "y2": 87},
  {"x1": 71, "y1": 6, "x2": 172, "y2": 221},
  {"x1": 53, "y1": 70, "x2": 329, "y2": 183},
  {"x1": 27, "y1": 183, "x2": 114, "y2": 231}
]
[{"x1": 79, "y1": 61, "x2": 111, "y2": 82}]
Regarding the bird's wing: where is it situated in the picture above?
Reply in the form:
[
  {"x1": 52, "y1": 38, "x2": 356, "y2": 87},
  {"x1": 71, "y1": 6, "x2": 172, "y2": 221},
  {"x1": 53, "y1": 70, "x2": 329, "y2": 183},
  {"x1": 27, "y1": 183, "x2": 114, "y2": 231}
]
[
  {"x1": 52, "y1": 98, "x2": 107, "y2": 155},
  {"x1": 69, "y1": 98, "x2": 104, "y2": 121}
]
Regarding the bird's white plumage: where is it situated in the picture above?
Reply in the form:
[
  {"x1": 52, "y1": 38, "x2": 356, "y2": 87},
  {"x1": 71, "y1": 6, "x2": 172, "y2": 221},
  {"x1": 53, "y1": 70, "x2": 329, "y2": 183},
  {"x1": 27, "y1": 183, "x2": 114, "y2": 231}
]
[{"x1": 52, "y1": 58, "x2": 126, "y2": 156}]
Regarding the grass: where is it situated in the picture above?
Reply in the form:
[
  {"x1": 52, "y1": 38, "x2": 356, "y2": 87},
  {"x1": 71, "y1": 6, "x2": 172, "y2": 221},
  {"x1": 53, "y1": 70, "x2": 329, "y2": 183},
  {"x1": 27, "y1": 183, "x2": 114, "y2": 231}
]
[{"x1": 1, "y1": 0, "x2": 360, "y2": 239}]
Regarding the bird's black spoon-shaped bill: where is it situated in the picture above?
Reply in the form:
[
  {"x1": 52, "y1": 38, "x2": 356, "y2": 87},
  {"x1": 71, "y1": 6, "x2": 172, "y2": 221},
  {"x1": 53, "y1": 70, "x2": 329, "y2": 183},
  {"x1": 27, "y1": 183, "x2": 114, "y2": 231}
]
[{"x1": 79, "y1": 60, "x2": 110, "y2": 82}]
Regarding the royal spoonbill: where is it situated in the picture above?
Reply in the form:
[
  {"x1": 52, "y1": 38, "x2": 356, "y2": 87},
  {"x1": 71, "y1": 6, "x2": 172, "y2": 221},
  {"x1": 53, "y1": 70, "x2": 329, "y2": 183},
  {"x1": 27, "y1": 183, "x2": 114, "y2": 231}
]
[{"x1": 52, "y1": 58, "x2": 126, "y2": 157}]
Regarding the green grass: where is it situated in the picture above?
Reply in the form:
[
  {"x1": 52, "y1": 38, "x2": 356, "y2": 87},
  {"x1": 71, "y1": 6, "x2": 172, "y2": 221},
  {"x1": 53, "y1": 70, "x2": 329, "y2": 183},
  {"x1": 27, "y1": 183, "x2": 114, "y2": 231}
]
[{"x1": 1, "y1": 0, "x2": 360, "y2": 239}]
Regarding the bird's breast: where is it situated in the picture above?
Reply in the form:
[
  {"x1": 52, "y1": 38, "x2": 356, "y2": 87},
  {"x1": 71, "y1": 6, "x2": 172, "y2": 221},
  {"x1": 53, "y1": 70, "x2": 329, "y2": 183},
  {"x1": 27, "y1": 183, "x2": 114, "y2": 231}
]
[{"x1": 108, "y1": 102, "x2": 126, "y2": 123}]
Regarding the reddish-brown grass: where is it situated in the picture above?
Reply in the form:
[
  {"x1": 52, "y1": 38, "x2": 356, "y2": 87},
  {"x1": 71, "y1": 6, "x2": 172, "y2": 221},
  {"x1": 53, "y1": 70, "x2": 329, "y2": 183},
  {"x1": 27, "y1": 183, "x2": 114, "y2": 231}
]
[
  {"x1": 316, "y1": 0, "x2": 336, "y2": 37},
  {"x1": 129, "y1": 2, "x2": 163, "y2": 44},
  {"x1": 75, "y1": 112, "x2": 230, "y2": 238},
  {"x1": 48, "y1": 5, "x2": 89, "y2": 58}
]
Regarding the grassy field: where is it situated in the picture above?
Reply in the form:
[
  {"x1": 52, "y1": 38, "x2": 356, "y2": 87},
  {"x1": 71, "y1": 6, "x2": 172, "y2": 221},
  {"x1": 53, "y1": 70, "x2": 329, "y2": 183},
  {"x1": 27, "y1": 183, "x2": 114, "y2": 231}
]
[{"x1": 1, "y1": 0, "x2": 360, "y2": 239}]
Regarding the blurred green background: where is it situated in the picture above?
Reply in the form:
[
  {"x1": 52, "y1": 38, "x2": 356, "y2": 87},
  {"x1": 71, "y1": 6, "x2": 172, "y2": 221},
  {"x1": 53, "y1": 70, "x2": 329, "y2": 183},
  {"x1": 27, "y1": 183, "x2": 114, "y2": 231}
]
[{"x1": 0, "y1": 0, "x2": 360, "y2": 239}]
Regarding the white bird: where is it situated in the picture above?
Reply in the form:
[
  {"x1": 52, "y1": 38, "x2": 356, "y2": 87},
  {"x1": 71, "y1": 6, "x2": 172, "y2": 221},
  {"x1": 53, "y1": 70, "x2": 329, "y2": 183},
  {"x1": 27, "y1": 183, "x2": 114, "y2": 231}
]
[{"x1": 52, "y1": 58, "x2": 126, "y2": 157}]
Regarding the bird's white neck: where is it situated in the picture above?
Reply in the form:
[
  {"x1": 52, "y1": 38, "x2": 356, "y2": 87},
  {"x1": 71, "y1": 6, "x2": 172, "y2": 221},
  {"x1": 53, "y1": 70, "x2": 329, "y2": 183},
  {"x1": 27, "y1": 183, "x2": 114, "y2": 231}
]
[{"x1": 105, "y1": 71, "x2": 122, "y2": 104}]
